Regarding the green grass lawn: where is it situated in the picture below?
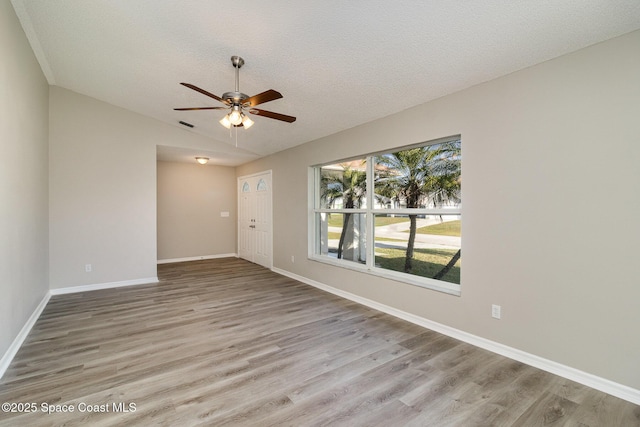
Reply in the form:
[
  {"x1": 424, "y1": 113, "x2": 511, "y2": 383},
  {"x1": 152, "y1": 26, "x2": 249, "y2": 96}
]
[
  {"x1": 373, "y1": 216, "x2": 412, "y2": 227},
  {"x1": 326, "y1": 214, "x2": 344, "y2": 227},
  {"x1": 375, "y1": 247, "x2": 460, "y2": 284},
  {"x1": 326, "y1": 214, "x2": 460, "y2": 283},
  {"x1": 323, "y1": 243, "x2": 460, "y2": 284},
  {"x1": 415, "y1": 220, "x2": 461, "y2": 237},
  {"x1": 327, "y1": 231, "x2": 341, "y2": 240},
  {"x1": 325, "y1": 224, "x2": 460, "y2": 284}
]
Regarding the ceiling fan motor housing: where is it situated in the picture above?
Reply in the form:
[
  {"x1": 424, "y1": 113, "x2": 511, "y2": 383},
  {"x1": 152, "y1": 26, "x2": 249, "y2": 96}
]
[{"x1": 222, "y1": 91, "x2": 249, "y2": 105}]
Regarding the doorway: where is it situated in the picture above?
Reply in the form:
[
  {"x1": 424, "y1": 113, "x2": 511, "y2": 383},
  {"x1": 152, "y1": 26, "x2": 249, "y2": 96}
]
[{"x1": 238, "y1": 171, "x2": 272, "y2": 268}]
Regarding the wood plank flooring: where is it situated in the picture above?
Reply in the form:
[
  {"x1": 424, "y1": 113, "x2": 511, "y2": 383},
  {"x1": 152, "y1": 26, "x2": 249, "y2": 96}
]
[{"x1": 1, "y1": 258, "x2": 638, "y2": 426}]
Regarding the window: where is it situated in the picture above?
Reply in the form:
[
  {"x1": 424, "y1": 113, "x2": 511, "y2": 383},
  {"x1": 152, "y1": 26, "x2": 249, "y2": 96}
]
[{"x1": 310, "y1": 136, "x2": 461, "y2": 295}]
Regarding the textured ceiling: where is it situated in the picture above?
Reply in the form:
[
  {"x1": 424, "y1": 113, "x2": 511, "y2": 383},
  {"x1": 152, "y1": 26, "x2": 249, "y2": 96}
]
[{"x1": 11, "y1": 0, "x2": 640, "y2": 166}]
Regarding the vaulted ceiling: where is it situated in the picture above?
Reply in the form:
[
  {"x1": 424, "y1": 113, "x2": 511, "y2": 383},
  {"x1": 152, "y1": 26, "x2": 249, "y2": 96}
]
[{"x1": 11, "y1": 0, "x2": 640, "y2": 165}]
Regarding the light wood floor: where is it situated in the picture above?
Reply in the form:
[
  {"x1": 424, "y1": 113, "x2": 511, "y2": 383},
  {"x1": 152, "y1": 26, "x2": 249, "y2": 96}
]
[{"x1": 1, "y1": 258, "x2": 638, "y2": 426}]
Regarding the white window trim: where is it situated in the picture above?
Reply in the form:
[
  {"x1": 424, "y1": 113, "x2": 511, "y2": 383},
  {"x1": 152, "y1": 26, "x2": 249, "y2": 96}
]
[{"x1": 307, "y1": 138, "x2": 461, "y2": 296}]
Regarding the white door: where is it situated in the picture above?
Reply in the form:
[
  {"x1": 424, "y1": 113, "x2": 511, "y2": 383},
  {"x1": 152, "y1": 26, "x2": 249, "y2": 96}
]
[{"x1": 238, "y1": 171, "x2": 272, "y2": 268}]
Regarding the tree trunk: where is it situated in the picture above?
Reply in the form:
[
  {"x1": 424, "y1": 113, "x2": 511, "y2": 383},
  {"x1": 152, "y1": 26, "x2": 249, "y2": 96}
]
[
  {"x1": 404, "y1": 214, "x2": 417, "y2": 273},
  {"x1": 337, "y1": 212, "x2": 351, "y2": 259},
  {"x1": 433, "y1": 249, "x2": 461, "y2": 280}
]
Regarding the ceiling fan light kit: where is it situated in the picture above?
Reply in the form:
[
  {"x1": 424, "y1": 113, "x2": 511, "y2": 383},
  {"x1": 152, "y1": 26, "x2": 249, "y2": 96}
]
[{"x1": 175, "y1": 56, "x2": 295, "y2": 131}]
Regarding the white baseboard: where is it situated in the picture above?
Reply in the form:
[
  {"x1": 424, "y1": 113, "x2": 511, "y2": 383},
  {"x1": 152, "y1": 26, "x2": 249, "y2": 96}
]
[
  {"x1": 0, "y1": 292, "x2": 51, "y2": 379},
  {"x1": 157, "y1": 253, "x2": 237, "y2": 264},
  {"x1": 5, "y1": 267, "x2": 638, "y2": 405},
  {"x1": 50, "y1": 277, "x2": 159, "y2": 295},
  {"x1": 2, "y1": 276, "x2": 159, "y2": 379},
  {"x1": 272, "y1": 267, "x2": 640, "y2": 405}
]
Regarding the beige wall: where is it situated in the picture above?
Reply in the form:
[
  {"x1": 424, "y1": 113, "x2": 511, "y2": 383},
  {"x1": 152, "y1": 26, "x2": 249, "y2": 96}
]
[
  {"x1": 49, "y1": 87, "x2": 158, "y2": 288},
  {"x1": 157, "y1": 161, "x2": 237, "y2": 261},
  {"x1": 0, "y1": 3, "x2": 49, "y2": 357},
  {"x1": 48, "y1": 87, "x2": 236, "y2": 289},
  {"x1": 238, "y1": 30, "x2": 640, "y2": 390}
]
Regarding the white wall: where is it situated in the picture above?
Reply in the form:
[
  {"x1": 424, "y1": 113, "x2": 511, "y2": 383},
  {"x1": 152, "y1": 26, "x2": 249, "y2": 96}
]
[
  {"x1": 157, "y1": 161, "x2": 237, "y2": 261},
  {"x1": 0, "y1": 2, "x2": 49, "y2": 359},
  {"x1": 237, "y1": 30, "x2": 640, "y2": 391}
]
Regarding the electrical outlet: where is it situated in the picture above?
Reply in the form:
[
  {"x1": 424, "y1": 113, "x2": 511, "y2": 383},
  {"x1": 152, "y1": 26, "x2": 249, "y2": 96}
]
[
  {"x1": 85, "y1": 264, "x2": 92, "y2": 273},
  {"x1": 291, "y1": 255, "x2": 295, "y2": 263},
  {"x1": 491, "y1": 304, "x2": 501, "y2": 319}
]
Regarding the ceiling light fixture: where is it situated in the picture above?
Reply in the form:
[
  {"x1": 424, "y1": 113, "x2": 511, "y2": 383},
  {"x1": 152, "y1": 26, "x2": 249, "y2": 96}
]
[
  {"x1": 220, "y1": 105, "x2": 245, "y2": 129},
  {"x1": 219, "y1": 115, "x2": 232, "y2": 129},
  {"x1": 219, "y1": 111, "x2": 254, "y2": 130},
  {"x1": 228, "y1": 106, "x2": 243, "y2": 126},
  {"x1": 242, "y1": 115, "x2": 254, "y2": 129},
  {"x1": 195, "y1": 157, "x2": 209, "y2": 165}
]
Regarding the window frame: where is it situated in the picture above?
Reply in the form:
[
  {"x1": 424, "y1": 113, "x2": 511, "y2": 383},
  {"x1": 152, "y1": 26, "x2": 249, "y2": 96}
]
[{"x1": 308, "y1": 136, "x2": 461, "y2": 296}]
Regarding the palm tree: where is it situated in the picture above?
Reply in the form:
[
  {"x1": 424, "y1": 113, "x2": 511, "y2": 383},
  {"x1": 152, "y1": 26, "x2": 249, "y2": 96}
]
[
  {"x1": 320, "y1": 164, "x2": 367, "y2": 259},
  {"x1": 376, "y1": 141, "x2": 461, "y2": 274}
]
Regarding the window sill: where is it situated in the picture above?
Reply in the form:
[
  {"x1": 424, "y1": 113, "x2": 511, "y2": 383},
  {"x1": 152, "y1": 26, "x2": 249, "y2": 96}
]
[{"x1": 308, "y1": 255, "x2": 461, "y2": 297}]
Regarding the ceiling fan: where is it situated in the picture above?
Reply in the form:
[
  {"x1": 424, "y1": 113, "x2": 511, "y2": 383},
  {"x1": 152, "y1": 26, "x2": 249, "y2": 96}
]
[{"x1": 174, "y1": 56, "x2": 296, "y2": 129}]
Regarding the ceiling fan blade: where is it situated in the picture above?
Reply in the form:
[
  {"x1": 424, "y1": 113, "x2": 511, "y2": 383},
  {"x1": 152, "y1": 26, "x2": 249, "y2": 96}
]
[
  {"x1": 180, "y1": 83, "x2": 227, "y2": 104},
  {"x1": 249, "y1": 108, "x2": 296, "y2": 123},
  {"x1": 243, "y1": 89, "x2": 283, "y2": 107},
  {"x1": 174, "y1": 107, "x2": 227, "y2": 111}
]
